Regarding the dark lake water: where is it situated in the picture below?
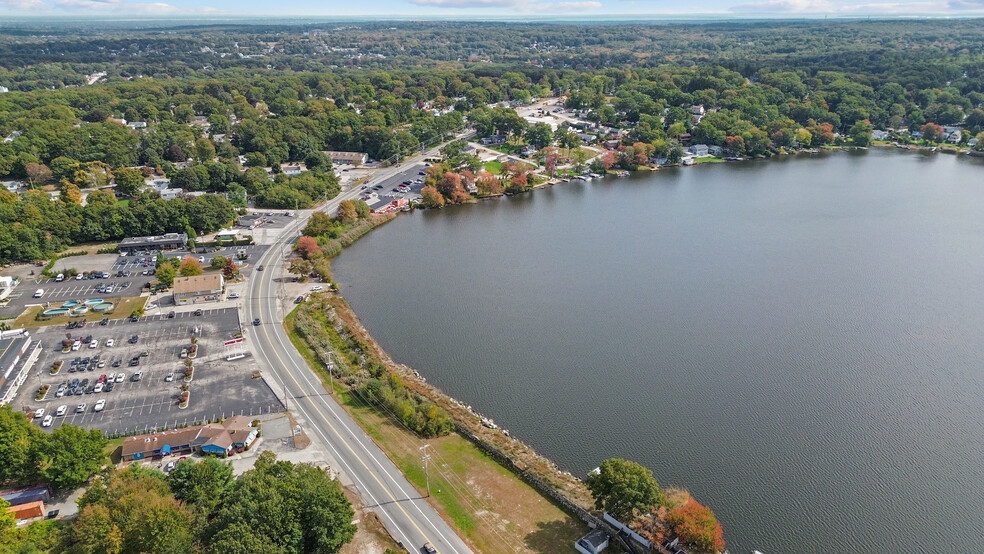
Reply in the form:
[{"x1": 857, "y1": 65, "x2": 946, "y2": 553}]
[{"x1": 333, "y1": 148, "x2": 984, "y2": 553}]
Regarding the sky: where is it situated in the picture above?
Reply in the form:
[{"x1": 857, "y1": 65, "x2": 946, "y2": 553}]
[{"x1": 2, "y1": 0, "x2": 984, "y2": 19}]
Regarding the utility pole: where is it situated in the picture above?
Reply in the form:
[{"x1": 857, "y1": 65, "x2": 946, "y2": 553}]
[
  {"x1": 326, "y1": 351, "x2": 334, "y2": 394},
  {"x1": 420, "y1": 444, "x2": 431, "y2": 497}
]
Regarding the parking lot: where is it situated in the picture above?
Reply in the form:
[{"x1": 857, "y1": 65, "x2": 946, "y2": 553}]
[
  {"x1": 361, "y1": 162, "x2": 428, "y2": 211},
  {"x1": 15, "y1": 306, "x2": 283, "y2": 436},
  {"x1": 112, "y1": 244, "x2": 268, "y2": 274}
]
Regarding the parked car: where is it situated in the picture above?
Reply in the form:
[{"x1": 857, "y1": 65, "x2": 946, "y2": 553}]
[
  {"x1": 165, "y1": 372, "x2": 174, "y2": 382},
  {"x1": 34, "y1": 408, "x2": 45, "y2": 419},
  {"x1": 194, "y1": 309, "x2": 203, "y2": 316},
  {"x1": 132, "y1": 371, "x2": 142, "y2": 381},
  {"x1": 55, "y1": 405, "x2": 67, "y2": 416},
  {"x1": 311, "y1": 285, "x2": 324, "y2": 291},
  {"x1": 167, "y1": 311, "x2": 175, "y2": 318},
  {"x1": 93, "y1": 383, "x2": 103, "y2": 393},
  {"x1": 41, "y1": 415, "x2": 53, "y2": 427},
  {"x1": 295, "y1": 295, "x2": 304, "y2": 304},
  {"x1": 106, "y1": 338, "x2": 114, "y2": 347},
  {"x1": 129, "y1": 335, "x2": 138, "y2": 344},
  {"x1": 112, "y1": 359, "x2": 121, "y2": 368},
  {"x1": 115, "y1": 373, "x2": 125, "y2": 383},
  {"x1": 76, "y1": 403, "x2": 86, "y2": 413},
  {"x1": 104, "y1": 381, "x2": 114, "y2": 392},
  {"x1": 93, "y1": 399, "x2": 105, "y2": 412},
  {"x1": 100, "y1": 317, "x2": 109, "y2": 326},
  {"x1": 228, "y1": 293, "x2": 240, "y2": 299}
]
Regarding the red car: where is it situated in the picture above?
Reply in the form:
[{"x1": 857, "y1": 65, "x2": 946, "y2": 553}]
[{"x1": 97, "y1": 374, "x2": 107, "y2": 384}]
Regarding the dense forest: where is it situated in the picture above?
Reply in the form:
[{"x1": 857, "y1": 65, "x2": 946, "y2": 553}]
[{"x1": 1, "y1": 19, "x2": 983, "y2": 265}]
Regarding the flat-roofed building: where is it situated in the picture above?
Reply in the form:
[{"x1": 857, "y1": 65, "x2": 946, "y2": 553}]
[
  {"x1": 171, "y1": 273, "x2": 224, "y2": 305},
  {"x1": 118, "y1": 232, "x2": 188, "y2": 253},
  {"x1": 324, "y1": 151, "x2": 368, "y2": 165}
]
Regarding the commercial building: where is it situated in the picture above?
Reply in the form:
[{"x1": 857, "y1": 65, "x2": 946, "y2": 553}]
[
  {"x1": 0, "y1": 331, "x2": 37, "y2": 406},
  {"x1": 171, "y1": 273, "x2": 224, "y2": 305},
  {"x1": 324, "y1": 151, "x2": 368, "y2": 165},
  {"x1": 118, "y1": 232, "x2": 188, "y2": 252},
  {"x1": 121, "y1": 416, "x2": 258, "y2": 461}
]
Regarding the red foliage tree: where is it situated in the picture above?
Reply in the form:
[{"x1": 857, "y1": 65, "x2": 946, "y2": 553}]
[
  {"x1": 666, "y1": 500, "x2": 725, "y2": 552},
  {"x1": 475, "y1": 171, "x2": 503, "y2": 197},
  {"x1": 920, "y1": 122, "x2": 944, "y2": 142},
  {"x1": 600, "y1": 150, "x2": 616, "y2": 169},
  {"x1": 437, "y1": 172, "x2": 470, "y2": 204},
  {"x1": 295, "y1": 236, "x2": 321, "y2": 259},
  {"x1": 420, "y1": 185, "x2": 445, "y2": 208}
]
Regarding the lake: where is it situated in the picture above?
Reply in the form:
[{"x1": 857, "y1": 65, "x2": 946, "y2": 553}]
[{"x1": 332, "y1": 148, "x2": 984, "y2": 553}]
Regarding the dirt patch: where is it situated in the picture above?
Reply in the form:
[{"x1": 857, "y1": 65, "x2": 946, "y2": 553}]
[
  {"x1": 339, "y1": 486, "x2": 403, "y2": 554},
  {"x1": 286, "y1": 411, "x2": 312, "y2": 449}
]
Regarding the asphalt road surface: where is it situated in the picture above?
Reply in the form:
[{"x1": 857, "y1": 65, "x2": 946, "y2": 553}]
[{"x1": 245, "y1": 142, "x2": 475, "y2": 554}]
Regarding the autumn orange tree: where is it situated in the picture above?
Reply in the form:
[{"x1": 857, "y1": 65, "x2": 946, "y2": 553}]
[
  {"x1": 666, "y1": 499, "x2": 725, "y2": 552},
  {"x1": 295, "y1": 235, "x2": 321, "y2": 259},
  {"x1": 420, "y1": 185, "x2": 445, "y2": 208},
  {"x1": 178, "y1": 255, "x2": 203, "y2": 277}
]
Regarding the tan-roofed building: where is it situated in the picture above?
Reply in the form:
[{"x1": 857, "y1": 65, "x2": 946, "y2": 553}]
[
  {"x1": 122, "y1": 418, "x2": 259, "y2": 461},
  {"x1": 324, "y1": 151, "x2": 368, "y2": 165},
  {"x1": 171, "y1": 273, "x2": 224, "y2": 305}
]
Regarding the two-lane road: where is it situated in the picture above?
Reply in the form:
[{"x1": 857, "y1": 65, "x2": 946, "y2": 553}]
[{"x1": 244, "y1": 148, "x2": 475, "y2": 554}]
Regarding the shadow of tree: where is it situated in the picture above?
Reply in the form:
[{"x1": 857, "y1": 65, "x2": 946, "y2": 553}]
[{"x1": 524, "y1": 517, "x2": 592, "y2": 554}]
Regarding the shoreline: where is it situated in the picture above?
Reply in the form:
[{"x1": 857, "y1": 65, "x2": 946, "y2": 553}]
[{"x1": 323, "y1": 143, "x2": 983, "y2": 548}]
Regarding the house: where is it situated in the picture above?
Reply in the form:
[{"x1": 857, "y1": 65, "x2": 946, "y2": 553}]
[
  {"x1": 969, "y1": 138, "x2": 979, "y2": 148},
  {"x1": 947, "y1": 132, "x2": 962, "y2": 144},
  {"x1": 3, "y1": 131, "x2": 22, "y2": 143},
  {"x1": 708, "y1": 145, "x2": 724, "y2": 156},
  {"x1": 871, "y1": 130, "x2": 890, "y2": 141},
  {"x1": 691, "y1": 104, "x2": 706, "y2": 116},
  {"x1": 521, "y1": 145, "x2": 538, "y2": 157},
  {"x1": 145, "y1": 178, "x2": 170, "y2": 192},
  {"x1": 6, "y1": 500, "x2": 45, "y2": 521},
  {"x1": 479, "y1": 135, "x2": 507, "y2": 146},
  {"x1": 121, "y1": 417, "x2": 258, "y2": 461},
  {"x1": 324, "y1": 151, "x2": 368, "y2": 166},
  {"x1": 281, "y1": 165, "x2": 304, "y2": 176},
  {"x1": 160, "y1": 188, "x2": 184, "y2": 200},
  {"x1": 2, "y1": 180, "x2": 23, "y2": 193},
  {"x1": 575, "y1": 529, "x2": 610, "y2": 554},
  {"x1": 118, "y1": 232, "x2": 188, "y2": 252},
  {"x1": 127, "y1": 121, "x2": 148, "y2": 129},
  {"x1": 688, "y1": 144, "x2": 710, "y2": 157},
  {"x1": 172, "y1": 273, "x2": 224, "y2": 305},
  {"x1": 577, "y1": 133, "x2": 596, "y2": 144}
]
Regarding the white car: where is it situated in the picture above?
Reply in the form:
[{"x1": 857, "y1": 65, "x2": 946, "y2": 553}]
[
  {"x1": 76, "y1": 403, "x2": 86, "y2": 413},
  {"x1": 146, "y1": 304, "x2": 157, "y2": 310},
  {"x1": 165, "y1": 372, "x2": 174, "y2": 382},
  {"x1": 93, "y1": 383, "x2": 103, "y2": 393},
  {"x1": 311, "y1": 285, "x2": 324, "y2": 291},
  {"x1": 75, "y1": 273, "x2": 84, "y2": 280},
  {"x1": 228, "y1": 293, "x2": 240, "y2": 299},
  {"x1": 107, "y1": 372, "x2": 116, "y2": 382},
  {"x1": 71, "y1": 340, "x2": 82, "y2": 351},
  {"x1": 106, "y1": 339, "x2": 115, "y2": 347},
  {"x1": 34, "y1": 408, "x2": 45, "y2": 419},
  {"x1": 55, "y1": 405, "x2": 67, "y2": 416},
  {"x1": 41, "y1": 415, "x2": 53, "y2": 427},
  {"x1": 93, "y1": 399, "x2": 105, "y2": 412},
  {"x1": 89, "y1": 339, "x2": 98, "y2": 349},
  {"x1": 115, "y1": 373, "x2": 125, "y2": 383}
]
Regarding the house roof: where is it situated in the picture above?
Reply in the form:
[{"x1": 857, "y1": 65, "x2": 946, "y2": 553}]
[
  {"x1": 7, "y1": 500, "x2": 44, "y2": 520},
  {"x1": 577, "y1": 528, "x2": 610, "y2": 549},
  {"x1": 172, "y1": 273, "x2": 223, "y2": 295}
]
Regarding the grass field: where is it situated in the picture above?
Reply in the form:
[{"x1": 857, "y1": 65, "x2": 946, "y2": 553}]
[
  {"x1": 285, "y1": 304, "x2": 588, "y2": 553},
  {"x1": 14, "y1": 296, "x2": 148, "y2": 329}
]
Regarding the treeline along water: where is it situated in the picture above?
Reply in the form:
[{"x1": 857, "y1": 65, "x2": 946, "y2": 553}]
[{"x1": 332, "y1": 149, "x2": 984, "y2": 553}]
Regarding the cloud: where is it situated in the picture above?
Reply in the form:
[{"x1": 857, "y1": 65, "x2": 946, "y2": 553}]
[
  {"x1": 524, "y1": 0, "x2": 601, "y2": 9},
  {"x1": 408, "y1": 0, "x2": 520, "y2": 6},
  {"x1": 50, "y1": 0, "x2": 194, "y2": 11},
  {"x1": 0, "y1": 0, "x2": 46, "y2": 9},
  {"x1": 730, "y1": 0, "x2": 981, "y2": 12}
]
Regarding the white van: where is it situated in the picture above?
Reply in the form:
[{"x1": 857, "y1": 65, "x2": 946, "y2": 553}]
[
  {"x1": 55, "y1": 273, "x2": 64, "y2": 282},
  {"x1": 33, "y1": 289, "x2": 44, "y2": 298}
]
